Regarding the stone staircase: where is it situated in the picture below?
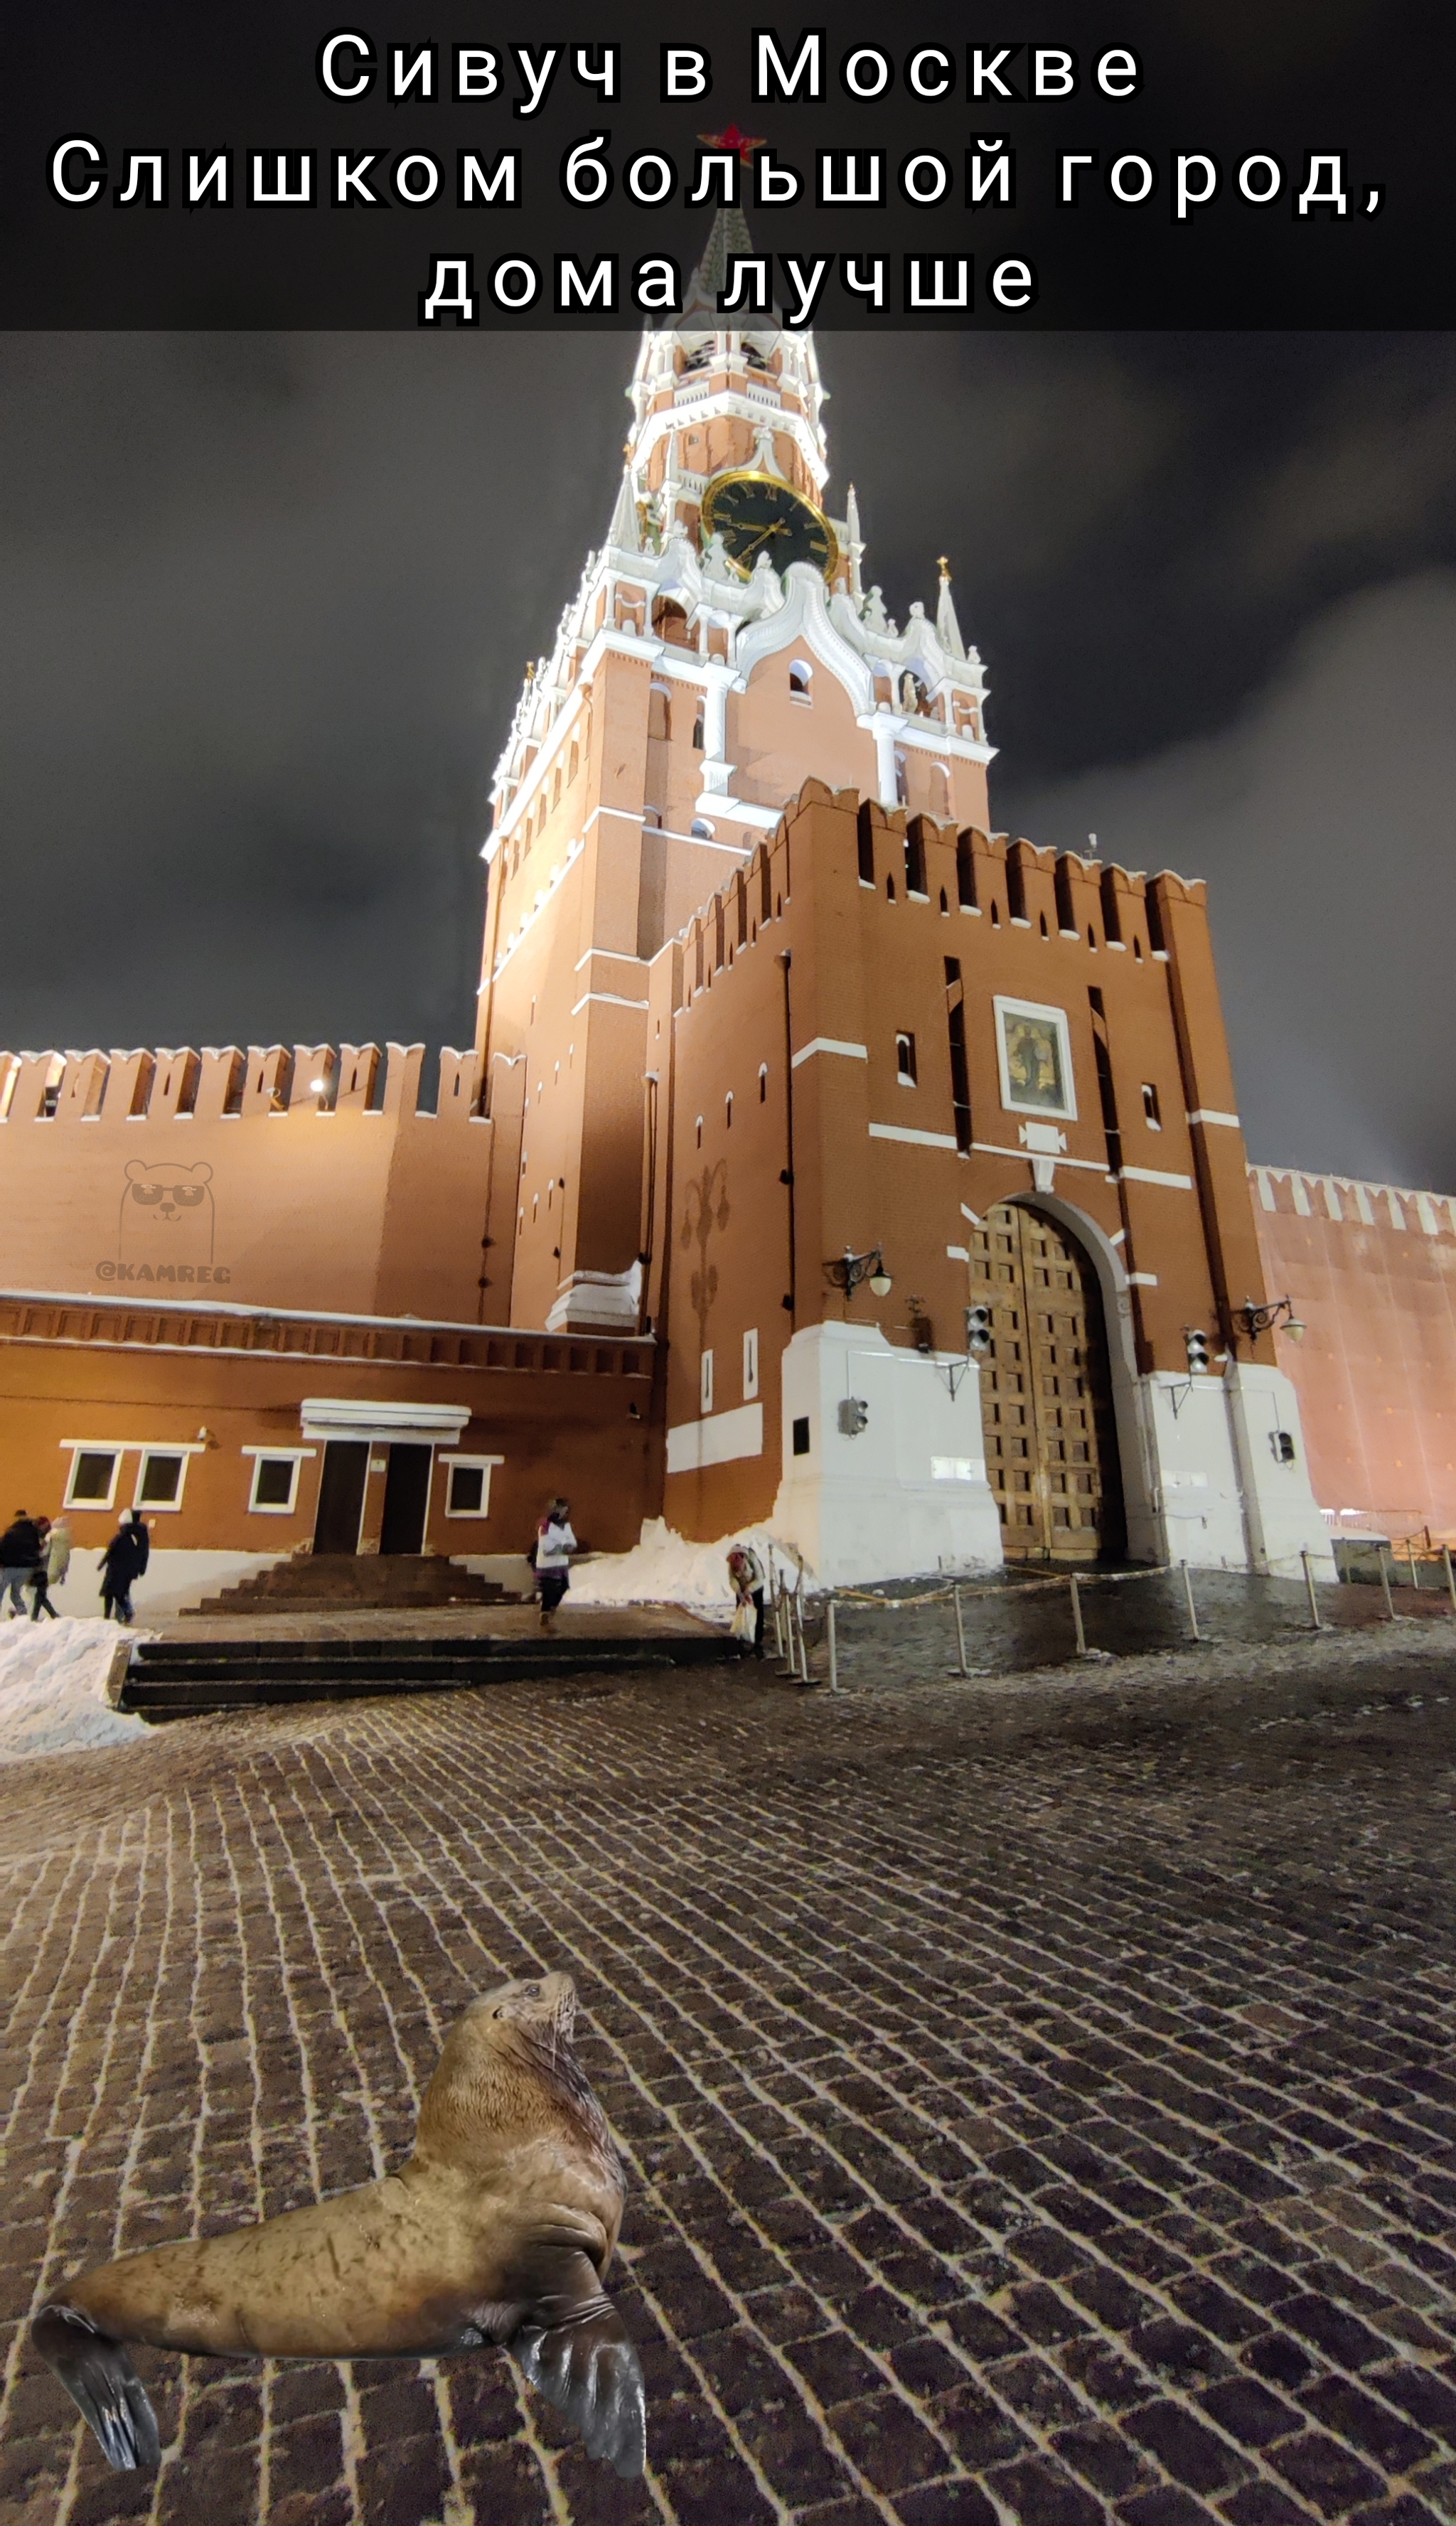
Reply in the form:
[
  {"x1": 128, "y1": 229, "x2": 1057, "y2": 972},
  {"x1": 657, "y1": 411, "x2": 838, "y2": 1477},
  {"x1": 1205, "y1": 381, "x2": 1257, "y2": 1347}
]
[
  {"x1": 185, "y1": 1553, "x2": 512, "y2": 1616},
  {"x1": 121, "y1": 1629, "x2": 743, "y2": 1719}
]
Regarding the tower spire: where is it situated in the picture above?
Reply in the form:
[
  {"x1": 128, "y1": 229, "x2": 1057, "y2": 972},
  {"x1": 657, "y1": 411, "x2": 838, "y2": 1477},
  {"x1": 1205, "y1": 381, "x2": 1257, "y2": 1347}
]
[
  {"x1": 684, "y1": 205, "x2": 756, "y2": 319},
  {"x1": 936, "y1": 557, "x2": 965, "y2": 659},
  {"x1": 606, "y1": 464, "x2": 641, "y2": 552},
  {"x1": 846, "y1": 486, "x2": 864, "y2": 600}
]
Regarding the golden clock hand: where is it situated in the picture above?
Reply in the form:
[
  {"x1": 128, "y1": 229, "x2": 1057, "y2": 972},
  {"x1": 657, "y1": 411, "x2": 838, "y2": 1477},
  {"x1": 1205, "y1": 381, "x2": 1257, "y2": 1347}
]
[{"x1": 736, "y1": 520, "x2": 788, "y2": 561}]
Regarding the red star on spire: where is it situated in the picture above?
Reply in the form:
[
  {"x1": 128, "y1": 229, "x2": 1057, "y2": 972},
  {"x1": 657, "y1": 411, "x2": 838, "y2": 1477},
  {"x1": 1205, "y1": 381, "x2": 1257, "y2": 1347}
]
[{"x1": 697, "y1": 124, "x2": 765, "y2": 164}]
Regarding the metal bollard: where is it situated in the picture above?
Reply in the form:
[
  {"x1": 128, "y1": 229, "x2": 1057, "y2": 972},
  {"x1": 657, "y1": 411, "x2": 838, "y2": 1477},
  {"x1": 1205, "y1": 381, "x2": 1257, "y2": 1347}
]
[
  {"x1": 1408, "y1": 1539, "x2": 1420, "y2": 1591},
  {"x1": 1180, "y1": 1559, "x2": 1200, "y2": 1642},
  {"x1": 795, "y1": 1589, "x2": 811, "y2": 1685},
  {"x1": 826, "y1": 1594, "x2": 837, "y2": 1693},
  {"x1": 1069, "y1": 1572, "x2": 1088, "y2": 1657},
  {"x1": 1445, "y1": 1545, "x2": 1456, "y2": 1616},
  {"x1": 1301, "y1": 1548, "x2": 1322, "y2": 1631},
  {"x1": 953, "y1": 1583, "x2": 969, "y2": 1678},
  {"x1": 1379, "y1": 1548, "x2": 1396, "y2": 1622}
]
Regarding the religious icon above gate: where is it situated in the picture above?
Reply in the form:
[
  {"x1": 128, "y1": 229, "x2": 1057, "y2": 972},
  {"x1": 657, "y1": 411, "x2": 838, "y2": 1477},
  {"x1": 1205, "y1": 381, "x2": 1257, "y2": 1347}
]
[{"x1": 993, "y1": 999, "x2": 1077, "y2": 1121}]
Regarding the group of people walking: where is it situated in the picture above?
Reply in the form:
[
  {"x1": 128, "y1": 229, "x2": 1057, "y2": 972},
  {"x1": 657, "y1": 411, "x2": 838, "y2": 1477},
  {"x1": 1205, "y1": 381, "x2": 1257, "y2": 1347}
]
[{"x1": 0, "y1": 1506, "x2": 150, "y2": 1623}]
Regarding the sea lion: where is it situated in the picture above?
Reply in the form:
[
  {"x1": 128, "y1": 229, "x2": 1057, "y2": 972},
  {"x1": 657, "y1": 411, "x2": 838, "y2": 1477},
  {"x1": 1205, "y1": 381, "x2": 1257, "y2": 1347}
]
[{"x1": 33, "y1": 1970, "x2": 646, "y2": 2480}]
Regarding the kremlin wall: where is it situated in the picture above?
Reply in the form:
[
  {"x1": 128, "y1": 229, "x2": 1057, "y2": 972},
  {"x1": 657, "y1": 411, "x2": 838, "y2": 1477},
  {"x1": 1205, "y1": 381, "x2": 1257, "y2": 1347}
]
[{"x1": 1, "y1": 228, "x2": 1450, "y2": 1590}]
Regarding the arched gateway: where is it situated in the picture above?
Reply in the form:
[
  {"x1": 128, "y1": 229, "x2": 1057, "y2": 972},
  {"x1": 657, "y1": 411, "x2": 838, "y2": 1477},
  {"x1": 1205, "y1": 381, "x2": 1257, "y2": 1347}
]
[{"x1": 970, "y1": 1201, "x2": 1126, "y2": 1563}]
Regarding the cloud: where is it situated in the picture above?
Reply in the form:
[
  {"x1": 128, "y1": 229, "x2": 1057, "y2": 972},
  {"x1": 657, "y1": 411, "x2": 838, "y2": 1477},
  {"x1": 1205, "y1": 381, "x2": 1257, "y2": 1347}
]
[
  {"x1": 1233, "y1": 353, "x2": 1456, "y2": 589},
  {"x1": 1012, "y1": 572, "x2": 1456, "y2": 1194},
  {"x1": 829, "y1": 333, "x2": 1182, "y2": 596},
  {"x1": 0, "y1": 332, "x2": 626, "y2": 1056}
]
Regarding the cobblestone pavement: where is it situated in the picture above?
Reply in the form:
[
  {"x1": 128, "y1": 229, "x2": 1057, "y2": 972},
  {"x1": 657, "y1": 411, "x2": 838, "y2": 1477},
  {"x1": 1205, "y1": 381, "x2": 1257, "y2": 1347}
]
[{"x1": 3, "y1": 1621, "x2": 1456, "y2": 2526}]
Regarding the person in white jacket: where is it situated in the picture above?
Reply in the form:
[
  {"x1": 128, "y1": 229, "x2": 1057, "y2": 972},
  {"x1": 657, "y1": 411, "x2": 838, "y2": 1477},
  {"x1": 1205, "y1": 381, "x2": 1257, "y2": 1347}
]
[
  {"x1": 534, "y1": 1499, "x2": 577, "y2": 1630},
  {"x1": 30, "y1": 1516, "x2": 72, "y2": 1622}
]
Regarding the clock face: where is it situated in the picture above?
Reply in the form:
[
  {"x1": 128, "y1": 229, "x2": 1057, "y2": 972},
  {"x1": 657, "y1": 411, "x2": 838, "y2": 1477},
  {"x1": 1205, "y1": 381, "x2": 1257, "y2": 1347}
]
[{"x1": 700, "y1": 471, "x2": 839, "y2": 581}]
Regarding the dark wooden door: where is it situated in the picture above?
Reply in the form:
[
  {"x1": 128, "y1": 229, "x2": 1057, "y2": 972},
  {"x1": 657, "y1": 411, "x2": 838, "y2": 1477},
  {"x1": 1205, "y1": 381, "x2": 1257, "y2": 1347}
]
[
  {"x1": 380, "y1": 1445, "x2": 432, "y2": 1555},
  {"x1": 970, "y1": 1202, "x2": 1125, "y2": 1562},
  {"x1": 314, "y1": 1441, "x2": 368, "y2": 1555}
]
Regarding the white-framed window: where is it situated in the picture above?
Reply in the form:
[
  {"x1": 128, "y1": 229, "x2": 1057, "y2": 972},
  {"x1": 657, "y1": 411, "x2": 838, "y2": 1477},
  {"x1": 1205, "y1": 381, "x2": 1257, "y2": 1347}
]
[
  {"x1": 64, "y1": 1447, "x2": 120, "y2": 1511},
  {"x1": 134, "y1": 1448, "x2": 190, "y2": 1512},
  {"x1": 896, "y1": 1030, "x2": 918, "y2": 1086},
  {"x1": 242, "y1": 1447, "x2": 316, "y2": 1515},
  {"x1": 440, "y1": 1454, "x2": 505, "y2": 1518},
  {"x1": 1141, "y1": 1082, "x2": 1162, "y2": 1129},
  {"x1": 789, "y1": 658, "x2": 813, "y2": 701},
  {"x1": 743, "y1": 1327, "x2": 759, "y2": 1401},
  {"x1": 700, "y1": 1349, "x2": 714, "y2": 1414}
]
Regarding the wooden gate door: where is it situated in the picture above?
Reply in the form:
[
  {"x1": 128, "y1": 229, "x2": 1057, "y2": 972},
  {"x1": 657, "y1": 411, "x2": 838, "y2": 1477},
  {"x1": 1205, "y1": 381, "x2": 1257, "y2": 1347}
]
[{"x1": 970, "y1": 1202, "x2": 1125, "y2": 1562}]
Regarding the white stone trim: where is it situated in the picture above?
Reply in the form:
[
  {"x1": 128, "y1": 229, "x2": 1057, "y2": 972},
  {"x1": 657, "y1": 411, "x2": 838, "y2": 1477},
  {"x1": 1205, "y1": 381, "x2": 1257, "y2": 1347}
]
[
  {"x1": 687, "y1": 801, "x2": 774, "y2": 840},
  {"x1": 1248, "y1": 1165, "x2": 1456, "y2": 1239},
  {"x1": 1119, "y1": 1166, "x2": 1195, "y2": 1191},
  {"x1": 300, "y1": 1398, "x2": 469, "y2": 1444},
  {"x1": 868, "y1": 1123, "x2": 960, "y2": 1150},
  {"x1": 855, "y1": 708, "x2": 995, "y2": 770},
  {"x1": 7, "y1": 1285, "x2": 653, "y2": 1348},
  {"x1": 970, "y1": 1140, "x2": 1108, "y2": 1174},
  {"x1": 570, "y1": 992, "x2": 651, "y2": 1017},
  {"x1": 60, "y1": 1437, "x2": 208, "y2": 1455},
  {"x1": 1187, "y1": 1109, "x2": 1240, "y2": 1128},
  {"x1": 791, "y1": 1038, "x2": 867, "y2": 1069},
  {"x1": 491, "y1": 838, "x2": 584, "y2": 981},
  {"x1": 736, "y1": 565, "x2": 878, "y2": 712},
  {"x1": 666, "y1": 1401, "x2": 764, "y2": 1475},
  {"x1": 484, "y1": 680, "x2": 592, "y2": 856}
]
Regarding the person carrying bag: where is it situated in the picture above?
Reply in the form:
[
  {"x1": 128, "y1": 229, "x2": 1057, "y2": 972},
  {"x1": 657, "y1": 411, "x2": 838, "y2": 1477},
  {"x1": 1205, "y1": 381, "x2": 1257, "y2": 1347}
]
[
  {"x1": 727, "y1": 1542, "x2": 766, "y2": 1659},
  {"x1": 534, "y1": 1499, "x2": 577, "y2": 1631}
]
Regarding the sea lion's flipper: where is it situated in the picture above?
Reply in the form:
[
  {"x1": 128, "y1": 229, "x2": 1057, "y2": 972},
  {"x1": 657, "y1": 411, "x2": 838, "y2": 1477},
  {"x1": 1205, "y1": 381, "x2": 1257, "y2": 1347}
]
[
  {"x1": 512, "y1": 2264, "x2": 646, "y2": 2481},
  {"x1": 33, "y1": 2305, "x2": 161, "y2": 2471}
]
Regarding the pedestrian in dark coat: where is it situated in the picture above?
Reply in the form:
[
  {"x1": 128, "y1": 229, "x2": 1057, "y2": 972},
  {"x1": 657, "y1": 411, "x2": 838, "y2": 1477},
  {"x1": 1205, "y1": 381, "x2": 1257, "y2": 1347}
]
[
  {"x1": 99, "y1": 1511, "x2": 150, "y2": 1623},
  {"x1": 1, "y1": 1511, "x2": 43, "y2": 1617}
]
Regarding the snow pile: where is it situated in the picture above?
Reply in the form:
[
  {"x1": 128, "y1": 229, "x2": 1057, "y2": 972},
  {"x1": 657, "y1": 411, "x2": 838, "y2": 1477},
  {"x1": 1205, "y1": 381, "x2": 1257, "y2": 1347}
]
[
  {"x1": 0, "y1": 1617, "x2": 149, "y2": 1762},
  {"x1": 570, "y1": 1519, "x2": 805, "y2": 1620}
]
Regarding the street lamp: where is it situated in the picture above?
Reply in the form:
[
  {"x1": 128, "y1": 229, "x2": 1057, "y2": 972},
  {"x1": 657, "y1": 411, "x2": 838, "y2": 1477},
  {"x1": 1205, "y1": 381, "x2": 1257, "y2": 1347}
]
[
  {"x1": 1236, "y1": 1294, "x2": 1306, "y2": 1342},
  {"x1": 828, "y1": 1246, "x2": 893, "y2": 1299}
]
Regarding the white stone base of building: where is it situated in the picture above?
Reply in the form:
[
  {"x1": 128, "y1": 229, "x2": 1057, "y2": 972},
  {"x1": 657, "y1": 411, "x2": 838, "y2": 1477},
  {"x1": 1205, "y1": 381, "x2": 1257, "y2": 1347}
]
[
  {"x1": 1120, "y1": 1363, "x2": 1335, "y2": 1578},
  {"x1": 123, "y1": 1550, "x2": 284, "y2": 1620},
  {"x1": 766, "y1": 1321, "x2": 1334, "y2": 1590},
  {"x1": 770, "y1": 1322, "x2": 1005, "y2": 1588}
]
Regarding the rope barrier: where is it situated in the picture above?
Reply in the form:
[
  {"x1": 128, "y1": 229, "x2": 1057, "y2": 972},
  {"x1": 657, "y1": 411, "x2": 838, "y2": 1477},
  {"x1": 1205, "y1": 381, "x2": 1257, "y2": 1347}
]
[{"x1": 832, "y1": 1563, "x2": 1174, "y2": 1610}]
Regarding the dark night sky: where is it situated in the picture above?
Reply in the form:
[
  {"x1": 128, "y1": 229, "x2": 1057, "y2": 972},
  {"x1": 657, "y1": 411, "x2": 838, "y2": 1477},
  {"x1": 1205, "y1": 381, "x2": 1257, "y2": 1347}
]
[{"x1": 0, "y1": 325, "x2": 1453, "y2": 1189}]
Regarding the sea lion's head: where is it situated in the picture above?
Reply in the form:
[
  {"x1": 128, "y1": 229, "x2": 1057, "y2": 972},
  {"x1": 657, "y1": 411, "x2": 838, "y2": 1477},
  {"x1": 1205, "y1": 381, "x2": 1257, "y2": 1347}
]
[
  {"x1": 472, "y1": 1971, "x2": 577, "y2": 2046},
  {"x1": 414, "y1": 1973, "x2": 600, "y2": 2169}
]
